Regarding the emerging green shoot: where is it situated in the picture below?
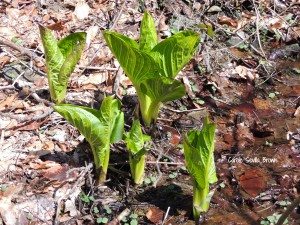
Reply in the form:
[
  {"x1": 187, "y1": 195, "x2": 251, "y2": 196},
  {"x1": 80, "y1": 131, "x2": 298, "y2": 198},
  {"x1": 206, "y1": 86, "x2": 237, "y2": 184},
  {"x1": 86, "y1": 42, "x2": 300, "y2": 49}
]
[
  {"x1": 183, "y1": 117, "x2": 217, "y2": 224},
  {"x1": 39, "y1": 25, "x2": 86, "y2": 103},
  {"x1": 103, "y1": 11, "x2": 200, "y2": 126},
  {"x1": 54, "y1": 96, "x2": 124, "y2": 184},
  {"x1": 125, "y1": 119, "x2": 151, "y2": 185}
]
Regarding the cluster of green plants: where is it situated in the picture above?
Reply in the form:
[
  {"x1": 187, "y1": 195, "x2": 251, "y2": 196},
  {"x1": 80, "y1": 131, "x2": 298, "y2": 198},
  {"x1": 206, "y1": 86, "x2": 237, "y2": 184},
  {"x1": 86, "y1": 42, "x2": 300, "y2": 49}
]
[{"x1": 40, "y1": 11, "x2": 217, "y2": 224}]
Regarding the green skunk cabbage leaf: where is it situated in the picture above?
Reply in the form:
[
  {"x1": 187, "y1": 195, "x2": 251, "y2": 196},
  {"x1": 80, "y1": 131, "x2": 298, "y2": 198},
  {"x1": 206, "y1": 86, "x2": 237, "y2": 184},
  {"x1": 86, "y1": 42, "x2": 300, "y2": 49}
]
[
  {"x1": 125, "y1": 120, "x2": 151, "y2": 155},
  {"x1": 39, "y1": 25, "x2": 86, "y2": 103},
  {"x1": 184, "y1": 118, "x2": 217, "y2": 189},
  {"x1": 103, "y1": 31, "x2": 158, "y2": 85},
  {"x1": 139, "y1": 11, "x2": 157, "y2": 51},
  {"x1": 150, "y1": 31, "x2": 200, "y2": 78},
  {"x1": 140, "y1": 78, "x2": 185, "y2": 103},
  {"x1": 58, "y1": 32, "x2": 86, "y2": 57},
  {"x1": 53, "y1": 96, "x2": 124, "y2": 168}
]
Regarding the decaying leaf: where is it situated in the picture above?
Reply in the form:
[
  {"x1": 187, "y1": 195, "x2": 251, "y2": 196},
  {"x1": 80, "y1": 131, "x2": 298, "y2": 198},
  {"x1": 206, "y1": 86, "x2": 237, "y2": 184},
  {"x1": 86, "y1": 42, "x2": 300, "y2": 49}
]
[
  {"x1": 218, "y1": 16, "x2": 238, "y2": 27},
  {"x1": 238, "y1": 169, "x2": 267, "y2": 197},
  {"x1": 146, "y1": 207, "x2": 164, "y2": 224}
]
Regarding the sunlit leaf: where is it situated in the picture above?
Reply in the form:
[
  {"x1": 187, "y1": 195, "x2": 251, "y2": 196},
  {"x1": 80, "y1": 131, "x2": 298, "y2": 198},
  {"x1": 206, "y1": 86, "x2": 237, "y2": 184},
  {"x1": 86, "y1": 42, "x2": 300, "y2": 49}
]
[
  {"x1": 139, "y1": 11, "x2": 157, "y2": 51},
  {"x1": 53, "y1": 96, "x2": 124, "y2": 170},
  {"x1": 183, "y1": 117, "x2": 217, "y2": 189},
  {"x1": 150, "y1": 31, "x2": 200, "y2": 78},
  {"x1": 140, "y1": 78, "x2": 185, "y2": 103},
  {"x1": 103, "y1": 31, "x2": 158, "y2": 86},
  {"x1": 39, "y1": 25, "x2": 86, "y2": 103}
]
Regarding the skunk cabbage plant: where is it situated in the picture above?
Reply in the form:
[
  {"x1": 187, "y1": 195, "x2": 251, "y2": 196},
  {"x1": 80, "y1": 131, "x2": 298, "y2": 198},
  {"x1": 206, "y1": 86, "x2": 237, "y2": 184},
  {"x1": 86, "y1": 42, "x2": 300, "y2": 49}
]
[
  {"x1": 183, "y1": 117, "x2": 218, "y2": 223},
  {"x1": 103, "y1": 11, "x2": 200, "y2": 125},
  {"x1": 54, "y1": 96, "x2": 124, "y2": 184},
  {"x1": 39, "y1": 25, "x2": 86, "y2": 103},
  {"x1": 125, "y1": 119, "x2": 151, "y2": 185}
]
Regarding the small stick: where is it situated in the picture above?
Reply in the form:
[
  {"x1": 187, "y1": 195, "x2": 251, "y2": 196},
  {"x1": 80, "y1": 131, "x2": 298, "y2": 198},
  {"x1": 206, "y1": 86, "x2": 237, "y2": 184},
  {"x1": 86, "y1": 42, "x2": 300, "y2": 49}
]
[
  {"x1": 113, "y1": 67, "x2": 123, "y2": 96},
  {"x1": 110, "y1": 0, "x2": 127, "y2": 30},
  {"x1": 146, "y1": 161, "x2": 184, "y2": 166},
  {"x1": 163, "y1": 106, "x2": 205, "y2": 113},
  {"x1": 162, "y1": 206, "x2": 171, "y2": 225},
  {"x1": 108, "y1": 161, "x2": 183, "y2": 166},
  {"x1": 275, "y1": 196, "x2": 300, "y2": 225},
  {"x1": 107, "y1": 208, "x2": 131, "y2": 225},
  {"x1": 0, "y1": 36, "x2": 42, "y2": 63},
  {"x1": 252, "y1": 0, "x2": 267, "y2": 59},
  {"x1": 0, "y1": 71, "x2": 25, "y2": 90}
]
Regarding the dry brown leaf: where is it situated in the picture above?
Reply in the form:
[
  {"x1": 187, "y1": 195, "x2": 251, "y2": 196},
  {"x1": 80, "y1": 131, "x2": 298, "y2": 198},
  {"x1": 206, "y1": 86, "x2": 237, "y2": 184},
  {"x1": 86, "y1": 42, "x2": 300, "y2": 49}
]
[
  {"x1": 236, "y1": 122, "x2": 254, "y2": 149},
  {"x1": 238, "y1": 169, "x2": 267, "y2": 197},
  {"x1": 15, "y1": 121, "x2": 42, "y2": 131},
  {"x1": 47, "y1": 21, "x2": 66, "y2": 31},
  {"x1": 253, "y1": 98, "x2": 272, "y2": 110},
  {"x1": 0, "y1": 94, "x2": 17, "y2": 111},
  {"x1": 161, "y1": 125, "x2": 181, "y2": 146},
  {"x1": 81, "y1": 72, "x2": 108, "y2": 85},
  {"x1": 233, "y1": 65, "x2": 258, "y2": 80},
  {"x1": 29, "y1": 160, "x2": 59, "y2": 170},
  {"x1": 146, "y1": 207, "x2": 164, "y2": 224},
  {"x1": 0, "y1": 54, "x2": 11, "y2": 68},
  {"x1": 218, "y1": 16, "x2": 238, "y2": 27},
  {"x1": 42, "y1": 141, "x2": 55, "y2": 151},
  {"x1": 41, "y1": 164, "x2": 70, "y2": 181}
]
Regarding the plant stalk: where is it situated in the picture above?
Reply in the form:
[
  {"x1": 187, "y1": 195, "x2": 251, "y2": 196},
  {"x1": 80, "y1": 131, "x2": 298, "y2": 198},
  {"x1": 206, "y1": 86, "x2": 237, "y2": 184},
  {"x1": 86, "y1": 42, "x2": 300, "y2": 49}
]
[
  {"x1": 137, "y1": 90, "x2": 161, "y2": 126},
  {"x1": 129, "y1": 153, "x2": 145, "y2": 185},
  {"x1": 193, "y1": 181, "x2": 210, "y2": 224},
  {"x1": 94, "y1": 147, "x2": 110, "y2": 185}
]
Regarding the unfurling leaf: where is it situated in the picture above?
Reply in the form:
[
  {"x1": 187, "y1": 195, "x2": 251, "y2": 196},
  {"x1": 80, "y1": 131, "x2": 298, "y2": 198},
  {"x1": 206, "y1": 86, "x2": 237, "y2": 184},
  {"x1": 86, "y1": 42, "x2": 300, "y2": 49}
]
[
  {"x1": 103, "y1": 12, "x2": 200, "y2": 125},
  {"x1": 183, "y1": 117, "x2": 217, "y2": 220},
  {"x1": 39, "y1": 25, "x2": 86, "y2": 103},
  {"x1": 54, "y1": 96, "x2": 124, "y2": 183},
  {"x1": 125, "y1": 119, "x2": 151, "y2": 184}
]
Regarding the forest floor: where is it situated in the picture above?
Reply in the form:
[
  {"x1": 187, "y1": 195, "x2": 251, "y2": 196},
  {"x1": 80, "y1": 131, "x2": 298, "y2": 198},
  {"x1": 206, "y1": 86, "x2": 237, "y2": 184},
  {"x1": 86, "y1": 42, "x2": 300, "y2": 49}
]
[{"x1": 0, "y1": 0, "x2": 299, "y2": 225}]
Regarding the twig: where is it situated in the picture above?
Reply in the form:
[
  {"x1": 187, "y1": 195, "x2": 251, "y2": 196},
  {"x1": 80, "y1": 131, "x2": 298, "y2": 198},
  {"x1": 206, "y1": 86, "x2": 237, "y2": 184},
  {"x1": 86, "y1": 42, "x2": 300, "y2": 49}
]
[
  {"x1": 275, "y1": 196, "x2": 300, "y2": 225},
  {"x1": 162, "y1": 206, "x2": 171, "y2": 225},
  {"x1": 252, "y1": 0, "x2": 267, "y2": 59},
  {"x1": 109, "y1": 161, "x2": 183, "y2": 166},
  {"x1": 163, "y1": 106, "x2": 205, "y2": 113},
  {"x1": 0, "y1": 107, "x2": 53, "y2": 123},
  {"x1": 0, "y1": 36, "x2": 42, "y2": 63},
  {"x1": 30, "y1": 92, "x2": 54, "y2": 107},
  {"x1": 255, "y1": 71, "x2": 277, "y2": 86},
  {"x1": 146, "y1": 161, "x2": 184, "y2": 166},
  {"x1": 113, "y1": 67, "x2": 123, "y2": 96},
  {"x1": 110, "y1": 0, "x2": 127, "y2": 30},
  {"x1": 0, "y1": 130, "x2": 4, "y2": 152},
  {"x1": 152, "y1": 143, "x2": 163, "y2": 188},
  {"x1": 107, "y1": 208, "x2": 131, "y2": 225},
  {"x1": 0, "y1": 71, "x2": 25, "y2": 90},
  {"x1": 0, "y1": 89, "x2": 53, "y2": 123},
  {"x1": 0, "y1": 85, "x2": 15, "y2": 91},
  {"x1": 2, "y1": 48, "x2": 46, "y2": 76}
]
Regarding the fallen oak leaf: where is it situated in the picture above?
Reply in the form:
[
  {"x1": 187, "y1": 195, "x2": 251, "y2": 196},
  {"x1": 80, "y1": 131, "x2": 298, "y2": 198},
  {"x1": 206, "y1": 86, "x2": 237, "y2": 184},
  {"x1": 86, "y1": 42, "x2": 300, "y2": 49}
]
[
  {"x1": 41, "y1": 164, "x2": 78, "y2": 182},
  {"x1": 146, "y1": 207, "x2": 164, "y2": 224},
  {"x1": 238, "y1": 168, "x2": 267, "y2": 197}
]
